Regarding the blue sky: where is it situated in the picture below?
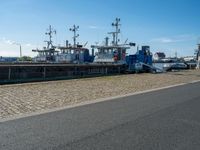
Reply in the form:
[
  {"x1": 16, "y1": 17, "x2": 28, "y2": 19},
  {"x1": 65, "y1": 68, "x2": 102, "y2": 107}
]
[{"x1": 0, "y1": 0, "x2": 200, "y2": 57}]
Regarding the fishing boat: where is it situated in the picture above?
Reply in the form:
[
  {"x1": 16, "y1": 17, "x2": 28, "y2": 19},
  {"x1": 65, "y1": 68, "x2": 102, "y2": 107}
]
[
  {"x1": 56, "y1": 25, "x2": 93, "y2": 63},
  {"x1": 32, "y1": 25, "x2": 59, "y2": 62},
  {"x1": 91, "y1": 18, "x2": 135, "y2": 64}
]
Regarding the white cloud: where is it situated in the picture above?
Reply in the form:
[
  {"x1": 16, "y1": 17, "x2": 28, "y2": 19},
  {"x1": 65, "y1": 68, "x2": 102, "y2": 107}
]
[
  {"x1": 88, "y1": 25, "x2": 107, "y2": 30},
  {"x1": 0, "y1": 37, "x2": 38, "y2": 57},
  {"x1": 88, "y1": 25, "x2": 98, "y2": 29},
  {"x1": 25, "y1": 43, "x2": 32, "y2": 47},
  {"x1": 151, "y1": 38, "x2": 174, "y2": 43},
  {"x1": 150, "y1": 34, "x2": 197, "y2": 44},
  {"x1": 5, "y1": 40, "x2": 15, "y2": 45},
  {"x1": 0, "y1": 37, "x2": 15, "y2": 45}
]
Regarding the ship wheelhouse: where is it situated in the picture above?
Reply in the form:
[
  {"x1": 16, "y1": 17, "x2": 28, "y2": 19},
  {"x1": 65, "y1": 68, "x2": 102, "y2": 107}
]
[{"x1": 91, "y1": 18, "x2": 135, "y2": 64}]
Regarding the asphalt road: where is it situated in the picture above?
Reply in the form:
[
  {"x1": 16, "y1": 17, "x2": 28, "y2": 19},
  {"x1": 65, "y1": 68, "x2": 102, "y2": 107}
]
[{"x1": 1, "y1": 82, "x2": 200, "y2": 150}]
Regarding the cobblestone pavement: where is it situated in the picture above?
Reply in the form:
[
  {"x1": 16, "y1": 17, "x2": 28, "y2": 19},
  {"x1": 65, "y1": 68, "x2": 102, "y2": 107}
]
[{"x1": 0, "y1": 70, "x2": 200, "y2": 119}]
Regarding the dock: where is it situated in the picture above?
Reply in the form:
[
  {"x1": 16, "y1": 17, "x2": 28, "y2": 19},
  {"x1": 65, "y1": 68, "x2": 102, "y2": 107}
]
[{"x1": 0, "y1": 63, "x2": 126, "y2": 84}]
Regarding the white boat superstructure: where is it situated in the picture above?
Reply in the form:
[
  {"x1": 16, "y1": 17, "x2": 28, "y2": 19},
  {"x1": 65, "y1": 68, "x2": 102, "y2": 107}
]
[
  {"x1": 32, "y1": 25, "x2": 58, "y2": 62},
  {"x1": 92, "y1": 18, "x2": 135, "y2": 64},
  {"x1": 55, "y1": 49, "x2": 76, "y2": 63},
  {"x1": 56, "y1": 25, "x2": 92, "y2": 63}
]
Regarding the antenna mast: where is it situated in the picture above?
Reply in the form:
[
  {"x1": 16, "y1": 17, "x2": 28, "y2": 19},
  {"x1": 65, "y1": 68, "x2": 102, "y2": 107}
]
[
  {"x1": 109, "y1": 18, "x2": 121, "y2": 46},
  {"x1": 45, "y1": 25, "x2": 56, "y2": 49},
  {"x1": 70, "y1": 25, "x2": 79, "y2": 47}
]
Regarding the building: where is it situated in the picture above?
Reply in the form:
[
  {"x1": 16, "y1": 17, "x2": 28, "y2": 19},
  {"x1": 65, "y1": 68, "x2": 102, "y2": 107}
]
[
  {"x1": 153, "y1": 52, "x2": 166, "y2": 61},
  {"x1": 0, "y1": 56, "x2": 18, "y2": 62}
]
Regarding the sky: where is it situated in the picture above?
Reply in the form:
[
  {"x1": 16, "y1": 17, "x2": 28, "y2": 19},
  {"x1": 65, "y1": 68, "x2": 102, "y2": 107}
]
[{"x1": 0, "y1": 0, "x2": 200, "y2": 57}]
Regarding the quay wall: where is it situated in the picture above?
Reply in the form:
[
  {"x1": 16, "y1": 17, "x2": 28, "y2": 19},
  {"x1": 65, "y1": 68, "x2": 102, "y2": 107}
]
[{"x1": 0, "y1": 63, "x2": 126, "y2": 84}]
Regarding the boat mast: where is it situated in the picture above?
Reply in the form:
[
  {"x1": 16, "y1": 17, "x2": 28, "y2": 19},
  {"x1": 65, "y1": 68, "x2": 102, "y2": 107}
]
[
  {"x1": 109, "y1": 18, "x2": 121, "y2": 46},
  {"x1": 45, "y1": 25, "x2": 56, "y2": 49},
  {"x1": 70, "y1": 25, "x2": 79, "y2": 47}
]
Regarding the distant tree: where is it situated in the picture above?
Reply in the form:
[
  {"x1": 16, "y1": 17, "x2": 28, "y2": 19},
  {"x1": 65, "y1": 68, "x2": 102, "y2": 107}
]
[{"x1": 18, "y1": 56, "x2": 32, "y2": 62}]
